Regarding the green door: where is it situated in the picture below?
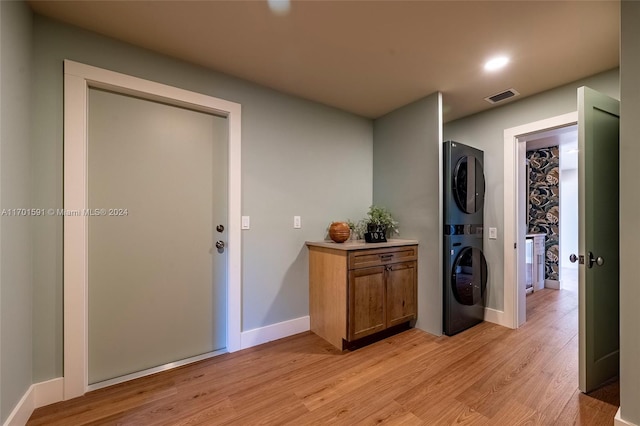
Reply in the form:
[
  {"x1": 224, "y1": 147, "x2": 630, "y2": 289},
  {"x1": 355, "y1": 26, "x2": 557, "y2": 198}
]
[
  {"x1": 576, "y1": 86, "x2": 620, "y2": 393},
  {"x1": 87, "y1": 89, "x2": 228, "y2": 386}
]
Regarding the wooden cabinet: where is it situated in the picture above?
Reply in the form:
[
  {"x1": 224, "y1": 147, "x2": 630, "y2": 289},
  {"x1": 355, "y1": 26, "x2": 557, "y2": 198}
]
[{"x1": 307, "y1": 240, "x2": 418, "y2": 349}]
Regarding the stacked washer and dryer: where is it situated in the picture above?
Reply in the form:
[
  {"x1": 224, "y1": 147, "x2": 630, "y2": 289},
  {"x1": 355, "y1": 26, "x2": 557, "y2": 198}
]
[{"x1": 443, "y1": 141, "x2": 489, "y2": 336}]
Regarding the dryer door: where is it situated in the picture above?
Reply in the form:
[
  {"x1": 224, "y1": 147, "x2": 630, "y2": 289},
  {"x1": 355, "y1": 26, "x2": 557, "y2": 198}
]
[
  {"x1": 453, "y1": 155, "x2": 485, "y2": 214},
  {"x1": 451, "y1": 247, "x2": 488, "y2": 305}
]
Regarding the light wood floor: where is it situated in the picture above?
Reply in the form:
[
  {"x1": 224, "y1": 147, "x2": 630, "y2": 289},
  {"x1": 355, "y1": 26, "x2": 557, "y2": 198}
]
[{"x1": 29, "y1": 283, "x2": 618, "y2": 425}]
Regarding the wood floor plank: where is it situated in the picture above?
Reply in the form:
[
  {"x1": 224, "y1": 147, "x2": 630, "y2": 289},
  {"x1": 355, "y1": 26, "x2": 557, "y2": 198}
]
[
  {"x1": 357, "y1": 401, "x2": 424, "y2": 426},
  {"x1": 409, "y1": 397, "x2": 490, "y2": 425},
  {"x1": 453, "y1": 342, "x2": 549, "y2": 418},
  {"x1": 27, "y1": 380, "x2": 178, "y2": 425},
  {"x1": 221, "y1": 391, "x2": 309, "y2": 425},
  {"x1": 293, "y1": 332, "x2": 436, "y2": 411},
  {"x1": 85, "y1": 386, "x2": 231, "y2": 426},
  {"x1": 394, "y1": 329, "x2": 514, "y2": 412},
  {"x1": 554, "y1": 387, "x2": 618, "y2": 426},
  {"x1": 487, "y1": 400, "x2": 546, "y2": 425},
  {"x1": 28, "y1": 281, "x2": 619, "y2": 426},
  {"x1": 515, "y1": 335, "x2": 580, "y2": 423}
]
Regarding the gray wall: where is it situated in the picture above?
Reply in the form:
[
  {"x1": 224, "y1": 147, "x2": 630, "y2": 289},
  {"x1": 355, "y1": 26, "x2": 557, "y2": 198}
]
[
  {"x1": 0, "y1": 1, "x2": 33, "y2": 423},
  {"x1": 620, "y1": 2, "x2": 640, "y2": 424},
  {"x1": 444, "y1": 69, "x2": 619, "y2": 311},
  {"x1": 373, "y1": 93, "x2": 442, "y2": 335},
  {"x1": 32, "y1": 16, "x2": 373, "y2": 382}
]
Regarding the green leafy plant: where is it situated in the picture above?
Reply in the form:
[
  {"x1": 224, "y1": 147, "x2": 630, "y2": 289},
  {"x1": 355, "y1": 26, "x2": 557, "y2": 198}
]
[
  {"x1": 346, "y1": 219, "x2": 366, "y2": 240},
  {"x1": 337, "y1": 207, "x2": 399, "y2": 240},
  {"x1": 360, "y1": 205, "x2": 399, "y2": 237}
]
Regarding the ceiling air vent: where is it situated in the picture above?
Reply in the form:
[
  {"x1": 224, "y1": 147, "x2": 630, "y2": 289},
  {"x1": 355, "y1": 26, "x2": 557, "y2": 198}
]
[{"x1": 484, "y1": 88, "x2": 520, "y2": 104}]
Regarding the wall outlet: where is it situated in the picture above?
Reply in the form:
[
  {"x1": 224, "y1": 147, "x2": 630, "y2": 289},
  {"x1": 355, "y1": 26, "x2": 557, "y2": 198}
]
[
  {"x1": 241, "y1": 216, "x2": 250, "y2": 230},
  {"x1": 294, "y1": 216, "x2": 301, "y2": 229},
  {"x1": 489, "y1": 227, "x2": 497, "y2": 239}
]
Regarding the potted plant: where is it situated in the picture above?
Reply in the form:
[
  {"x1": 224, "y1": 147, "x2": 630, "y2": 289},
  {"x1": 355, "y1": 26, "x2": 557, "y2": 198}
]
[
  {"x1": 343, "y1": 219, "x2": 366, "y2": 241},
  {"x1": 360, "y1": 205, "x2": 399, "y2": 242}
]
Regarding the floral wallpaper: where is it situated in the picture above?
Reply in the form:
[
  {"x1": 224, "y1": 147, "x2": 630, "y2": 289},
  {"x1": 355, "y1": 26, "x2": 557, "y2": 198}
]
[{"x1": 527, "y1": 146, "x2": 560, "y2": 281}]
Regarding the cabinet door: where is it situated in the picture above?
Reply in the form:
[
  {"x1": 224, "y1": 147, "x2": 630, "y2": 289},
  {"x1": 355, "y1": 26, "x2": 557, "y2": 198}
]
[
  {"x1": 348, "y1": 266, "x2": 386, "y2": 341},
  {"x1": 386, "y1": 261, "x2": 417, "y2": 327}
]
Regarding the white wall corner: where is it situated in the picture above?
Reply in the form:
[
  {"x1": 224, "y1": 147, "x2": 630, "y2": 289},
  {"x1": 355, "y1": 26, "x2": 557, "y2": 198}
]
[
  {"x1": 240, "y1": 316, "x2": 310, "y2": 350},
  {"x1": 1, "y1": 378, "x2": 65, "y2": 426},
  {"x1": 3, "y1": 386, "x2": 34, "y2": 426},
  {"x1": 616, "y1": 407, "x2": 639, "y2": 426},
  {"x1": 484, "y1": 307, "x2": 513, "y2": 328}
]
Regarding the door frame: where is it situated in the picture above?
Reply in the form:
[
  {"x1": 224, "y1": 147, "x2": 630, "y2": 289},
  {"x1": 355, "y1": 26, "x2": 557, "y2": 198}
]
[
  {"x1": 63, "y1": 60, "x2": 242, "y2": 399},
  {"x1": 503, "y1": 111, "x2": 577, "y2": 328}
]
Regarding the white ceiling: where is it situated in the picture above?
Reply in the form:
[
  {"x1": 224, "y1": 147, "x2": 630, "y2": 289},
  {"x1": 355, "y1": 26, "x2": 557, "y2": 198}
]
[{"x1": 28, "y1": 0, "x2": 620, "y2": 122}]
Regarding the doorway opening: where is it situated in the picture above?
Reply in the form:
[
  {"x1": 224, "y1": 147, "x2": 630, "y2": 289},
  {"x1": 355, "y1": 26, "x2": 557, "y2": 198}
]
[
  {"x1": 502, "y1": 111, "x2": 577, "y2": 328},
  {"x1": 519, "y1": 125, "x2": 579, "y2": 316}
]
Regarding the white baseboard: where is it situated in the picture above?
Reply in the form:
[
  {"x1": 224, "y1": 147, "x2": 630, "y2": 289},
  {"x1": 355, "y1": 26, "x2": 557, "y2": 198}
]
[
  {"x1": 3, "y1": 386, "x2": 34, "y2": 426},
  {"x1": 240, "y1": 316, "x2": 310, "y2": 350},
  {"x1": 484, "y1": 307, "x2": 511, "y2": 328},
  {"x1": 615, "y1": 407, "x2": 639, "y2": 426},
  {"x1": 33, "y1": 378, "x2": 64, "y2": 408},
  {"x1": 2, "y1": 377, "x2": 64, "y2": 426},
  {"x1": 545, "y1": 279, "x2": 560, "y2": 290}
]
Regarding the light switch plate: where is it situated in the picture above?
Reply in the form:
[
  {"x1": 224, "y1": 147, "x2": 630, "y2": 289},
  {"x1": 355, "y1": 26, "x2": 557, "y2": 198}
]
[
  {"x1": 489, "y1": 227, "x2": 497, "y2": 240},
  {"x1": 294, "y1": 216, "x2": 301, "y2": 229},
  {"x1": 241, "y1": 216, "x2": 250, "y2": 230}
]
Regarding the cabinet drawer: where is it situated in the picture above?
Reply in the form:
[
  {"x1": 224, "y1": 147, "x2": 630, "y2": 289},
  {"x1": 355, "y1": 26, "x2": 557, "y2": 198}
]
[{"x1": 348, "y1": 245, "x2": 417, "y2": 270}]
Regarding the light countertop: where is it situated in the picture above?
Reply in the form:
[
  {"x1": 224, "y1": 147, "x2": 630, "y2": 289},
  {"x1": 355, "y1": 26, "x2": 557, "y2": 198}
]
[{"x1": 306, "y1": 238, "x2": 418, "y2": 251}]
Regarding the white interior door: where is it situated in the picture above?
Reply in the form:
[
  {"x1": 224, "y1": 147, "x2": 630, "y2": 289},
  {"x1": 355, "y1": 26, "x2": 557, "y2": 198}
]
[{"x1": 87, "y1": 88, "x2": 228, "y2": 386}]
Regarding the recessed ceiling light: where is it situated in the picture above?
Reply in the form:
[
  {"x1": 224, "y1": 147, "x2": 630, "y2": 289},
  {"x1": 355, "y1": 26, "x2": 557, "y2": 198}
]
[
  {"x1": 268, "y1": 0, "x2": 290, "y2": 15},
  {"x1": 484, "y1": 56, "x2": 510, "y2": 72}
]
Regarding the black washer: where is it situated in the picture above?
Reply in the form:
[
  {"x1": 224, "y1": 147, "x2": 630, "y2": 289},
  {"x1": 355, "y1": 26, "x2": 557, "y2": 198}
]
[{"x1": 451, "y1": 247, "x2": 487, "y2": 306}]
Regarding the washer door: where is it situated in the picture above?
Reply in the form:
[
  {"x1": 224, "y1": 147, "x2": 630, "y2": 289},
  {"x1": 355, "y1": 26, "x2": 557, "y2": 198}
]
[
  {"x1": 453, "y1": 155, "x2": 485, "y2": 214},
  {"x1": 452, "y1": 247, "x2": 488, "y2": 306}
]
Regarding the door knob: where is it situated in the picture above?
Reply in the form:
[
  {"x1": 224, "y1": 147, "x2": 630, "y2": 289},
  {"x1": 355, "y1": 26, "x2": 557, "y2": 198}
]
[
  {"x1": 216, "y1": 224, "x2": 225, "y2": 233},
  {"x1": 569, "y1": 253, "x2": 585, "y2": 265},
  {"x1": 215, "y1": 240, "x2": 225, "y2": 250},
  {"x1": 587, "y1": 251, "x2": 604, "y2": 268}
]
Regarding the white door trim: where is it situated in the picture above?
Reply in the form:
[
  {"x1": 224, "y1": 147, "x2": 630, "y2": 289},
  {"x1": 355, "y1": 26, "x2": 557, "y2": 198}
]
[
  {"x1": 63, "y1": 60, "x2": 242, "y2": 400},
  {"x1": 503, "y1": 111, "x2": 577, "y2": 328}
]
